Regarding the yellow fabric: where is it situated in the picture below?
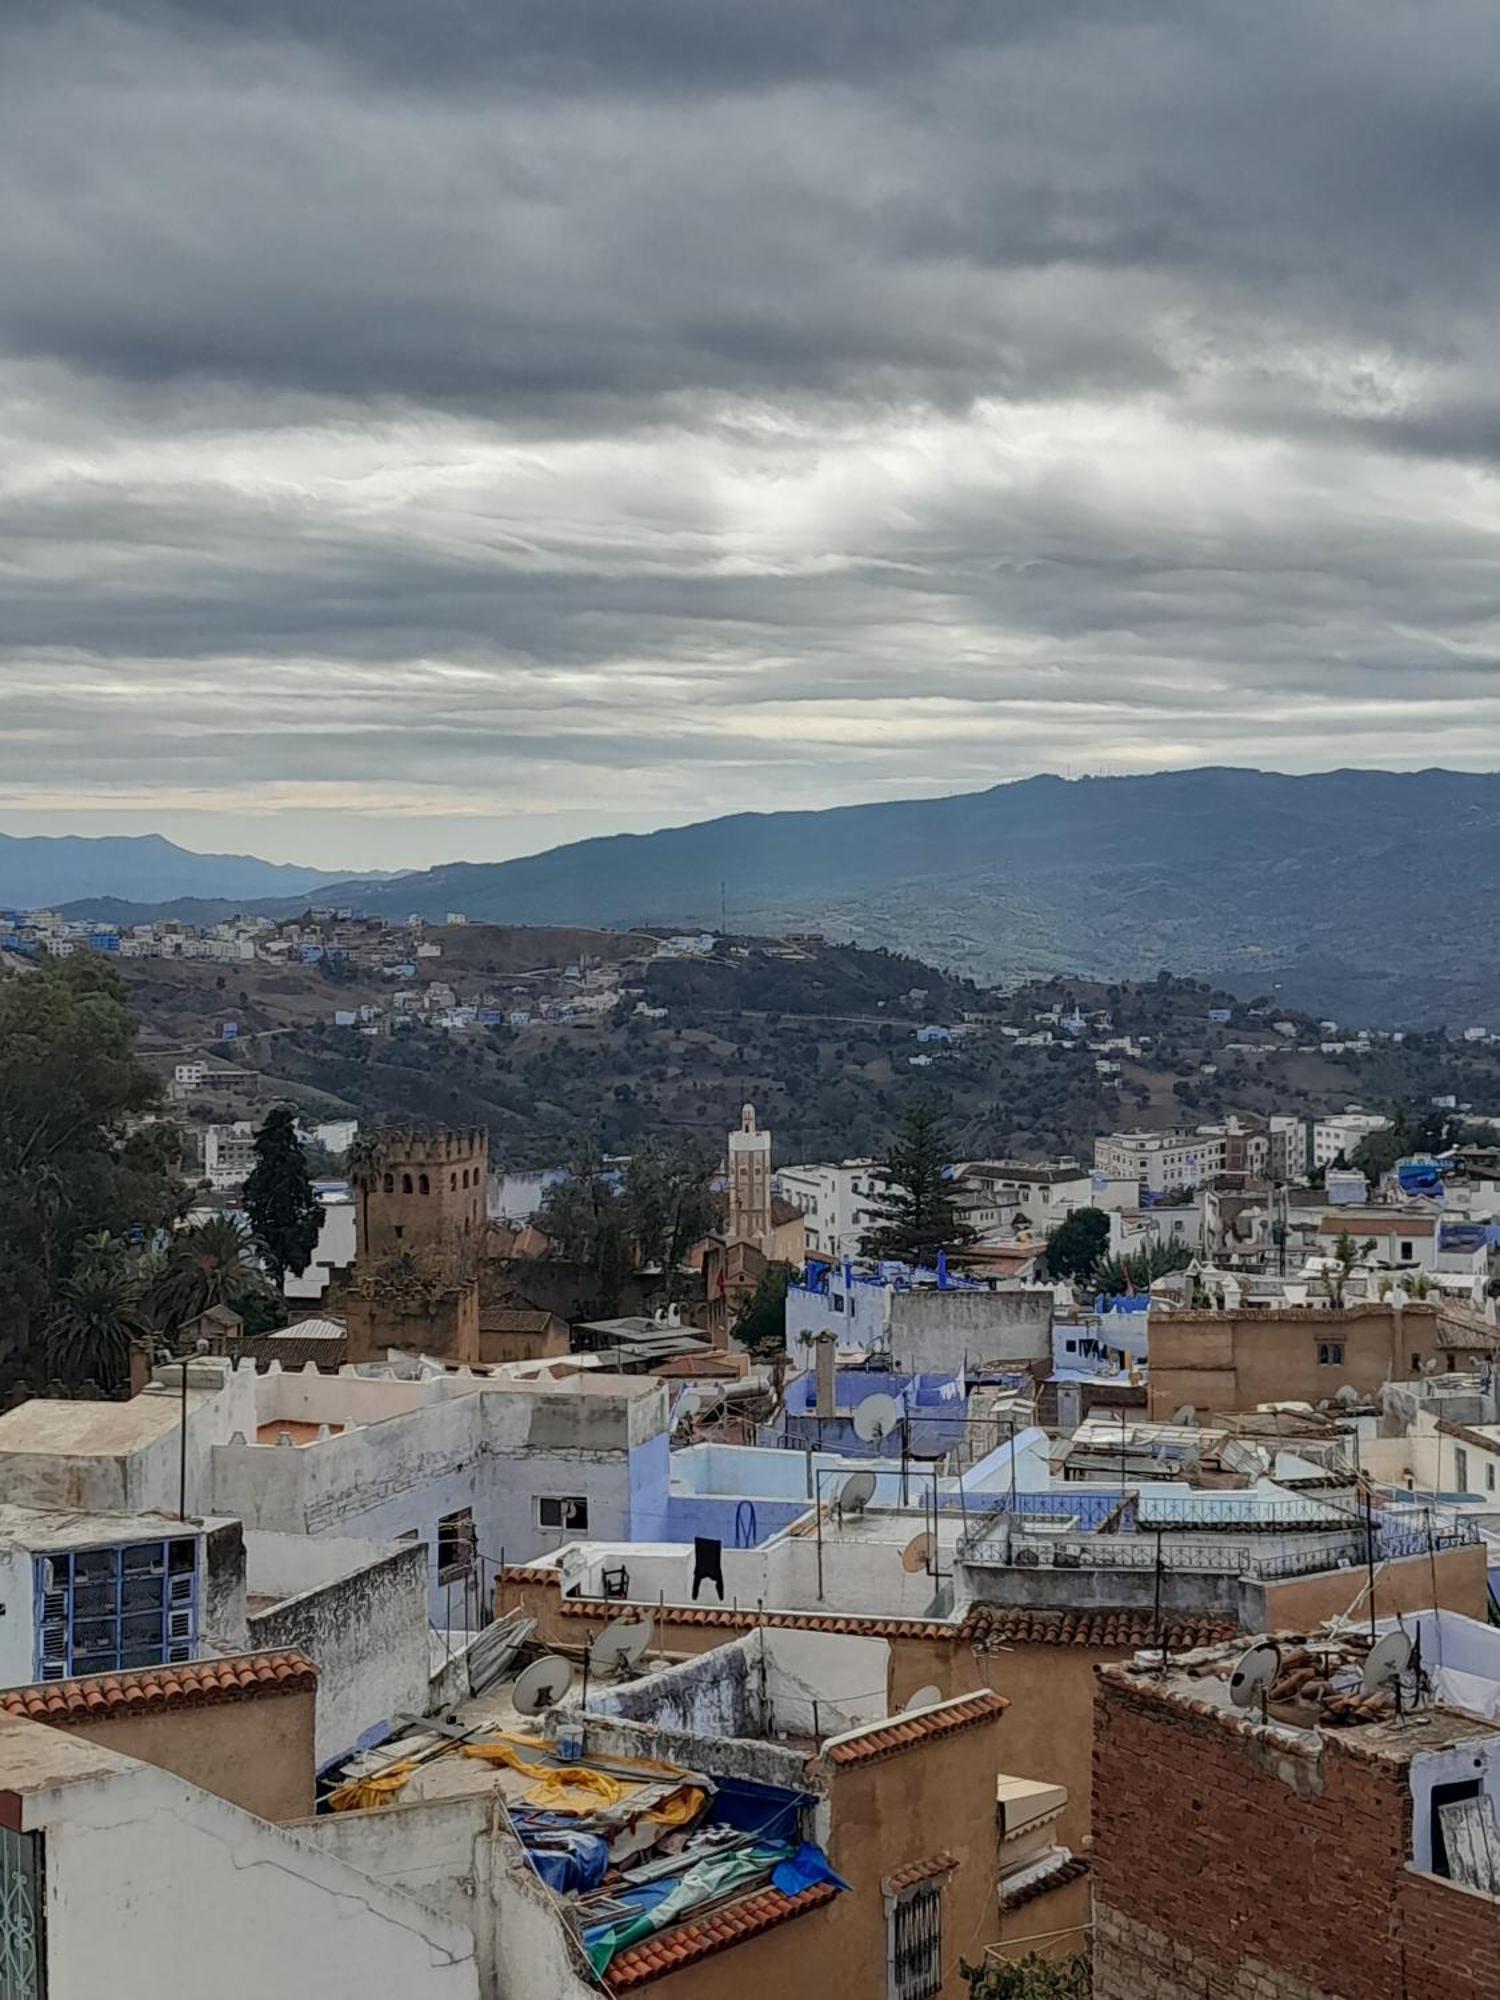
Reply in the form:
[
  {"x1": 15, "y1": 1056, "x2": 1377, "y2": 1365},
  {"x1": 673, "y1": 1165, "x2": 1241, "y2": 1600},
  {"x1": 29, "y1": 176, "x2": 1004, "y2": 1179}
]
[
  {"x1": 328, "y1": 1759, "x2": 420, "y2": 1812},
  {"x1": 459, "y1": 1736, "x2": 706, "y2": 1822}
]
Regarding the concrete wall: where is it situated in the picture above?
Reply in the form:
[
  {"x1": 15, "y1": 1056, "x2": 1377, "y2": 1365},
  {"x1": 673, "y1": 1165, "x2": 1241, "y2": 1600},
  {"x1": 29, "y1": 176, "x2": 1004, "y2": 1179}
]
[
  {"x1": 583, "y1": 1629, "x2": 890, "y2": 1740},
  {"x1": 17, "y1": 1724, "x2": 478, "y2": 2000},
  {"x1": 1146, "y1": 1305, "x2": 1471, "y2": 1420},
  {"x1": 215, "y1": 1380, "x2": 668, "y2": 1619},
  {"x1": 1250, "y1": 1541, "x2": 1487, "y2": 1631},
  {"x1": 887, "y1": 1287, "x2": 1053, "y2": 1372},
  {"x1": 246, "y1": 1535, "x2": 429, "y2": 1766},
  {"x1": 49, "y1": 1685, "x2": 316, "y2": 1822}
]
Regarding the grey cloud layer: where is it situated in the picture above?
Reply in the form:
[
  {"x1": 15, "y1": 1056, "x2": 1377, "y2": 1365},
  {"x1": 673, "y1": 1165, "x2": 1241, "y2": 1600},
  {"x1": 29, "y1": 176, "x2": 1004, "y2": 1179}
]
[{"x1": 2, "y1": 3, "x2": 1500, "y2": 865}]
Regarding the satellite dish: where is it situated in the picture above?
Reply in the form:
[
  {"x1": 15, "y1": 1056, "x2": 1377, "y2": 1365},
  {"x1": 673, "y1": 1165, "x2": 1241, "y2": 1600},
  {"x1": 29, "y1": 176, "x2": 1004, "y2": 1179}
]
[
  {"x1": 854, "y1": 1394, "x2": 903, "y2": 1445},
  {"x1": 1362, "y1": 1630, "x2": 1413, "y2": 1696},
  {"x1": 1336, "y1": 1385, "x2": 1361, "y2": 1409},
  {"x1": 1228, "y1": 1641, "x2": 1281, "y2": 1709},
  {"x1": 901, "y1": 1531, "x2": 935, "y2": 1574},
  {"x1": 591, "y1": 1615, "x2": 654, "y2": 1674},
  {"x1": 836, "y1": 1470, "x2": 877, "y2": 1515},
  {"x1": 513, "y1": 1655, "x2": 573, "y2": 1715},
  {"x1": 903, "y1": 1685, "x2": 943, "y2": 1712},
  {"x1": 1172, "y1": 1406, "x2": 1197, "y2": 1426}
]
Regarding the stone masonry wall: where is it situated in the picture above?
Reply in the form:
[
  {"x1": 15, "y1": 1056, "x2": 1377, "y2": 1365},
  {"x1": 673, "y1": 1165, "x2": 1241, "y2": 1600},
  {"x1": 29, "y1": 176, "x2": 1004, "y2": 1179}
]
[{"x1": 1091, "y1": 1673, "x2": 1427, "y2": 2000}]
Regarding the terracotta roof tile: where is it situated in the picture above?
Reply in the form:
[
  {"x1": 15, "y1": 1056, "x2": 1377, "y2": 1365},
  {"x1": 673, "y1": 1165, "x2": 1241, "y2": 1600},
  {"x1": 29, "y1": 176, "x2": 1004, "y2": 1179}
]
[
  {"x1": 825, "y1": 1691, "x2": 1006, "y2": 1767},
  {"x1": 549, "y1": 1595, "x2": 958, "y2": 1641},
  {"x1": 1000, "y1": 1854, "x2": 1089, "y2": 1912},
  {"x1": 604, "y1": 1882, "x2": 840, "y2": 1991},
  {"x1": 0, "y1": 1651, "x2": 317, "y2": 1726},
  {"x1": 884, "y1": 1851, "x2": 959, "y2": 1895},
  {"x1": 961, "y1": 1606, "x2": 1239, "y2": 1651}
]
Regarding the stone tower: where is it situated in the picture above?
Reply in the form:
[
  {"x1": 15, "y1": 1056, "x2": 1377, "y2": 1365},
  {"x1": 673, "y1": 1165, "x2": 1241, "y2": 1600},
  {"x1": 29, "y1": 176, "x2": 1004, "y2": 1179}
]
[
  {"x1": 358, "y1": 1126, "x2": 490, "y2": 1262},
  {"x1": 726, "y1": 1102, "x2": 772, "y2": 1251}
]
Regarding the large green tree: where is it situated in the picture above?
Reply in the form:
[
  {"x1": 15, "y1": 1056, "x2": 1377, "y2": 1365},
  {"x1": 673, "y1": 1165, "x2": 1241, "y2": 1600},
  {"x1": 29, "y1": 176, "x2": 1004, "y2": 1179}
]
[
  {"x1": 243, "y1": 1105, "x2": 321, "y2": 1287},
  {"x1": 621, "y1": 1140, "x2": 717, "y2": 1299},
  {"x1": 45, "y1": 1232, "x2": 150, "y2": 1395},
  {"x1": 860, "y1": 1100, "x2": 976, "y2": 1266},
  {"x1": 536, "y1": 1139, "x2": 632, "y2": 1315},
  {"x1": 0, "y1": 957, "x2": 181, "y2": 1388},
  {"x1": 148, "y1": 1214, "x2": 278, "y2": 1336},
  {"x1": 1044, "y1": 1206, "x2": 1110, "y2": 1284},
  {"x1": 733, "y1": 1263, "x2": 791, "y2": 1359},
  {"x1": 1093, "y1": 1240, "x2": 1194, "y2": 1297}
]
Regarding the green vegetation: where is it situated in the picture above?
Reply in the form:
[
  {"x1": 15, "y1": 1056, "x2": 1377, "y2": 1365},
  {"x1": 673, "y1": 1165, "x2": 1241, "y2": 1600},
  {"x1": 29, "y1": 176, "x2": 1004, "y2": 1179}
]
[
  {"x1": 860, "y1": 1100, "x2": 977, "y2": 1266},
  {"x1": 0, "y1": 958, "x2": 182, "y2": 1394},
  {"x1": 535, "y1": 1137, "x2": 717, "y2": 1313},
  {"x1": 244, "y1": 1104, "x2": 321, "y2": 1285},
  {"x1": 1044, "y1": 1207, "x2": 1110, "y2": 1283},
  {"x1": 963, "y1": 1950, "x2": 1091, "y2": 1999},
  {"x1": 734, "y1": 1264, "x2": 792, "y2": 1358},
  {"x1": 149, "y1": 1214, "x2": 278, "y2": 1337},
  {"x1": 1093, "y1": 1240, "x2": 1194, "y2": 1297}
]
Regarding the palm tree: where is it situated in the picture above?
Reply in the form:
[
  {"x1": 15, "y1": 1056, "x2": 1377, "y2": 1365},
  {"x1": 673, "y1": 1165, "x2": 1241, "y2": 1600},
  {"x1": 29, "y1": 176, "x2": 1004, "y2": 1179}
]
[
  {"x1": 46, "y1": 1234, "x2": 149, "y2": 1394},
  {"x1": 148, "y1": 1214, "x2": 269, "y2": 1336},
  {"x1": 346, "y1": 1131, "x2": 384, "y2": 1260}
]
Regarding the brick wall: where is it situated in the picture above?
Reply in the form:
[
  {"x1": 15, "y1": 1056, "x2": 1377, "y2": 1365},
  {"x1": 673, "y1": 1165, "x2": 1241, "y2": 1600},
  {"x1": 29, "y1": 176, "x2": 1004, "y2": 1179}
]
[
  {"x1": 1395, "y1": 1867, "x2": 1500, "y2": 2000},
  {"x1": 1091, "y1": 1674, "x2": 1448, "y2": 2000}
]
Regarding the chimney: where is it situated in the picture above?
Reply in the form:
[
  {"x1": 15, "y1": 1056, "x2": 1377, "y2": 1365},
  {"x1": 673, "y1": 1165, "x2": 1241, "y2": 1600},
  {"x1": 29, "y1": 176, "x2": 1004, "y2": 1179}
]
[{"x1": 814, "y1": 1331, "x2": 837, "y2": 1420}]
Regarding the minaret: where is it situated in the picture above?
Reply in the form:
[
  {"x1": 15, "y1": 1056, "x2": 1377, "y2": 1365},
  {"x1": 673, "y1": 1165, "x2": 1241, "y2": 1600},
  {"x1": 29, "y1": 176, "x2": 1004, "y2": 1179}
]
[{"x1": 727, "y1": 1102, "x2": 773, "y2": 1250}]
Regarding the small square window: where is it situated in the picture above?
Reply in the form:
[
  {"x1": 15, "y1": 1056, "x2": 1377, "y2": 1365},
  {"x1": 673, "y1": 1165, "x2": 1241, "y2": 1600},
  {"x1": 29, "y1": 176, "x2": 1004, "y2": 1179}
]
[{"x1": 1318, "y1": 1342, "x2": 1344, "y2": 1366}]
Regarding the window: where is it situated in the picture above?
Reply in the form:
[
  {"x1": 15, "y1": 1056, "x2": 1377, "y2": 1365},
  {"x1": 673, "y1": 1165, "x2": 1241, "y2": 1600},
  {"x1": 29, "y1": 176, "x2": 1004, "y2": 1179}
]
[
  {"x1": 401, "y1": 1172, "x2": 413, "y2": 1194},
  {"x1": 1400, "y1": 1240, "x2": 1414, "y2": 1261},
  {"x1": 382, "y1": 1172, "x2": 394, "y2": 1193},
  {"x1": 831, "y1": 1293, "x2": 845, "y2": 1313},
  {"x1": 0, "y1": 1826, "x2": 44, "y2": 1999},
  {"x1": 887, "y1": 1879, "x2": 943, "y2": 2000},
  {"x1": 418, "y1": 1173, "x2": 430, "y2": 1195},
  {"x1": 450, "y1": 1173, "x2": 457, "y2": 1191},
  {"x1": 1487, "y1": 1463, "x2": 1496, "y2": 1494},
  {"x1": 1317, "y1": 1342, "x2": 1344, "y2": 1365},
  {"x1": 1455, "y1": 1448, "x2": 1470, "y2": 1491},
  {"x1": 536, "y1": 1496, "x2": 589, "y2": 1531},
  {"x1": 437, "y1": 1507, "x2": 476, "y2": 1582},
  {"x1": 36, "y1": 1538, "x2": 199, "y2": 1680}
]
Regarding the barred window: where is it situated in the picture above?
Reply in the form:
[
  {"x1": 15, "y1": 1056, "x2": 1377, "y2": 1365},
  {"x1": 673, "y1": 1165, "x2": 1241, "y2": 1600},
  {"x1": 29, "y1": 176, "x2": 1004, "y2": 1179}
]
[
  {"x1": 0, "y1": 1827, "x2": 44, "y2": 1999},
  {"x1": 887, "y1": 1880, "x2": 943, "y2": 2000}
]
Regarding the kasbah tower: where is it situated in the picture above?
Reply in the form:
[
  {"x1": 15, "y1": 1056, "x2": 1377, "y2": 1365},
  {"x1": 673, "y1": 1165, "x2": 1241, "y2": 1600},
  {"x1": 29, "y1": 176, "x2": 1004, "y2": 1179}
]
[{"x1": 345, "y1": 1127, "x2": 489, "y2": 1363}]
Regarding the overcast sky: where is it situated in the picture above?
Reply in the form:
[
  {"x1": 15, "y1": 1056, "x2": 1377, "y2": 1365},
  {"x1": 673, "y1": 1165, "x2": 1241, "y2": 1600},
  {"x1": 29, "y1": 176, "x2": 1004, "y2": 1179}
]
[{"x1": 5, "y1": 2, "x2": 1500, "y2": 869}]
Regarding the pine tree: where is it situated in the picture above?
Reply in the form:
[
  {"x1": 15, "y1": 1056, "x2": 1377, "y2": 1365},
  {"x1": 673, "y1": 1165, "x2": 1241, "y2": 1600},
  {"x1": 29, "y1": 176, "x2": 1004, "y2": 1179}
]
[
  {"x1": 244, "y1": 1106, "x2": 321, "y2": 1287},
  {"x1": 859, "y1": 1100, "x2": 976, "y2": 1266}
]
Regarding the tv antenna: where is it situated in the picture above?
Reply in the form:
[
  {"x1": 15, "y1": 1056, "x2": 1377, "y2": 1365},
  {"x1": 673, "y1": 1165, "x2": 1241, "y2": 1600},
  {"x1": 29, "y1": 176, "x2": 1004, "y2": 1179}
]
[
  {"x1": 854, "y1": 1394, "x2": 903, "y2": 1446},
  {"x1": 1228, "y1": 1640, "x2": 1281, "y2": 1723},
  {"x1": 1361, "y1": 1630, "x2": 1414, "y2": 1707},
  {"x1": 902, "y1": 1684, "x2": 943, "y2": 1712},
  {"x1": 835, "y1": 1470, "x2": 876, "y2": 1519},
  {"x1": 900, "y1": 1530, "x2": 935, "y2": 1575},
  {"x1": 512, "y1": 1655, "x2": 573, "y2": 1716},
  {"x1": 591, "y1": 1614, "x2": 654, "y2": 1676}
]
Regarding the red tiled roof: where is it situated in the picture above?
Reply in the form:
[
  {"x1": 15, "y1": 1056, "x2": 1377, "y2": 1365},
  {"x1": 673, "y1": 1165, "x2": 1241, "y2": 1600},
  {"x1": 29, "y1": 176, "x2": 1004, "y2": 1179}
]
[
  {"x1": 0, "y1": 1651, "x2": 317, "y2": 1726},
  {"x1": 550, "y1": 1596, "x2": 958, "y2": 1641},
  {"x1": 961, "y1": 1606, "x2": 1239, "y2": 1651},
  {"x1": 884, "y1": 1851, "x2": 959, "y2": 1895},
  {"x1": 825, "y1": 1691, "x2": 1006, "y2": 1766},
  {"x1": 604, "y1": 1881, "x2": 840, "y2": 1990}
]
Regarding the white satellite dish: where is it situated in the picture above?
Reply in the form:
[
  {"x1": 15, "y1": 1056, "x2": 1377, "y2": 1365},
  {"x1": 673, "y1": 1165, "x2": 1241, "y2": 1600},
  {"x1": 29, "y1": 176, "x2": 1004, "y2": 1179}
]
[
  {"x1": 1228, "y1": 1640, "x2": 1281, "y2": 1710},
  {"x1": 1361, "y1": 1630, "x2": 1413, "y2": 1696},
  {"x1": 854, "y1": 1394, "x2": 903, "y2": 1445},
  {"x1": 1336, "y1": 1385, "x2": 1361, "y2": 1409},
  {"x1": 1172, "y1": 1406, "x2": 1197, "y2": 1426},
  {"x1": 903, "y1": 1685, "x2": 943, "y2": 1712},
  {"x1": 591, "y1": 1615, "x2": 654, "y2": 1674},
  {"x1": 836, "y1": 1469, "x2": 877, "y2": 1516},
  {"x1": 513, "y1": 1655, "x2": 573, "y2": 1715}
]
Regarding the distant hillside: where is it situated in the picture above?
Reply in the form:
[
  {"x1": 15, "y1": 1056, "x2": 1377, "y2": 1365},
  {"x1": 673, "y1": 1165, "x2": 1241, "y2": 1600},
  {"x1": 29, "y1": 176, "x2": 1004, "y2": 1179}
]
[
  {"x1": 308, "y1": 769, "x2": 1500, "y2": 1027},
  {"x1": 0, "y1": 832, "x2": 363, "y2": 908}
]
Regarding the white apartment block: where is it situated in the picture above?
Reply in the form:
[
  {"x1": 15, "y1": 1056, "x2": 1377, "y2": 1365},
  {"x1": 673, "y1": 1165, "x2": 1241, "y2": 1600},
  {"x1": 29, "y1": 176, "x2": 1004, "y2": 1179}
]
[
  {"x1": 775, "y1": 1161, "x2": 884, "y2": 1259},
  {"x1": 1311, "y1": 1111, "x2": 1391, "y2": 1169},
  {"x1": 1093, "y1": 1129, "x2": 1227, "y2": 1192},
  {"x1": 204, "y1": 1121, "x2": 258, "y2": 1190}
]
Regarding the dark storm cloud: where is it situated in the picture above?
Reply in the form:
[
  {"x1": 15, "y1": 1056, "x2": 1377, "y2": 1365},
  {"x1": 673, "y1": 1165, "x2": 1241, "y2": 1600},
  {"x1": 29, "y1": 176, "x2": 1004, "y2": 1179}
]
[{"x1": 5, "y1": 3, "x2": 1500, "y2": 865}]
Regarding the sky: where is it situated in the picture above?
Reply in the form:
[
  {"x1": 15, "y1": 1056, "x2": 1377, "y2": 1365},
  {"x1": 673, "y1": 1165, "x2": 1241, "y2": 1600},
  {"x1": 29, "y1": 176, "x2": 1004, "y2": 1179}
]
[{"x1": 6, "y1": 2, "x2": 1500, "y2": 871}]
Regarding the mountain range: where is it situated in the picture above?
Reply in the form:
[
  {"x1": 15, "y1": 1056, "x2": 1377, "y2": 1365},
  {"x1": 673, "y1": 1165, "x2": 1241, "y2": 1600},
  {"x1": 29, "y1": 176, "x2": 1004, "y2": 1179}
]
[
  {"x1": 15, "y1": 768, "x2": 1500, "y2": 1026},
  {"x1": 0, "y1": 832, "x2": 364, "y2": 908}
]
